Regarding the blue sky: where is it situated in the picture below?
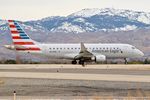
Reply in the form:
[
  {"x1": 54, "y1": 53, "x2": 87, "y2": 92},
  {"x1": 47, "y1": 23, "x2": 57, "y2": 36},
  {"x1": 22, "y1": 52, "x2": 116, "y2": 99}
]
[{"x1": 0, "y1": 0, "x2": 150, "y2": 21}]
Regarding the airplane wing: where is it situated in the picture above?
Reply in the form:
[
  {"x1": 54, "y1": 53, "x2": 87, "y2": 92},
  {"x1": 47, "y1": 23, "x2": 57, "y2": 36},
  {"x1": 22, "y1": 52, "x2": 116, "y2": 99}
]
[
  {"x1": 74, "y1": 43, "x2": 106, "y2": 66},
  {"x1": 64, "y1": 42, "x2": 94, "y2": 60},
  {"x1": 74, "y1": 42, "x2": 94, "y2": 60}
]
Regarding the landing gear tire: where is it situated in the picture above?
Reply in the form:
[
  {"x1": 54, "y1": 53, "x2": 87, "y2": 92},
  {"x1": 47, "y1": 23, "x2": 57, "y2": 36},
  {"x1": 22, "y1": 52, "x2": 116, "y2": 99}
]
[
  {"x1": 72, "y1": 60, "x2": 77, "y2": 64},
  {"x1": 124, "y1": 58, "x2": 128, "y2": 64},
  {"x1": 79, "y1": 60, "x2": 85, "y2": 67}
]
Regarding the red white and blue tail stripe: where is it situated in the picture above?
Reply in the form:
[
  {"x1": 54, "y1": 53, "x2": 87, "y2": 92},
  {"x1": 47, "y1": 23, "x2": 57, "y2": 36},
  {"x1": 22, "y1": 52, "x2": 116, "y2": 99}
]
[{"x1": 8, "y1": 20, "x2": 42, "y2": 53}]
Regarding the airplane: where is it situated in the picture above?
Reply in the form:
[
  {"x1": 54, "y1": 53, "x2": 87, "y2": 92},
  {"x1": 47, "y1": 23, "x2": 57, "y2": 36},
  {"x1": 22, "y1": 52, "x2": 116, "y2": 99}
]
[{"x1": 4, "y1": 20, "x2": 144, "y2": 66}]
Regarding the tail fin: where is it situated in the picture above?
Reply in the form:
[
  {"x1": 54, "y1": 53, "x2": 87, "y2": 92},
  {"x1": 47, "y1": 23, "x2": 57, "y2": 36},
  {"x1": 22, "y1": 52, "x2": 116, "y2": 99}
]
[{"x1": 8, "y1": 20, "x2": 41, "y2": 53}]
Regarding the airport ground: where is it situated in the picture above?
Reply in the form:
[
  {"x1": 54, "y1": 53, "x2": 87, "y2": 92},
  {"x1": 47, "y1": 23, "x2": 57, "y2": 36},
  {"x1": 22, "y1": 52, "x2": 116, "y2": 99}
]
[{"x1": 0, "y1": 64, "x2": 150, "y2": 99}]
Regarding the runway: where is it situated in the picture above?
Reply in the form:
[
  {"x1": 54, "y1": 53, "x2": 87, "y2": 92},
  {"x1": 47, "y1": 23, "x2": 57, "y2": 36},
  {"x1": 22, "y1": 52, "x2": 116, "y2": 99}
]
[
  {"x1": 1, "y1": 72, "x2": 150, "y2": 82},
  {"x1": 0, "y1": 64, "x2": 149, "y2": 70},
  {"x1": 0, "y1": 64, "x2": 150, "y2": 98},
  {"x1": 0, "y1": 64, "x2": 150, "y2": 82}
]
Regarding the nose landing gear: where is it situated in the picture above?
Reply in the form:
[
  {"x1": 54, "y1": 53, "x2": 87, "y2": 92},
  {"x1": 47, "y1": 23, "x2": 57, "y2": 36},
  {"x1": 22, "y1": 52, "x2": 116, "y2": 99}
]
[{"x1": 124, "y1": 58, "x2": 128, "y2": 64}]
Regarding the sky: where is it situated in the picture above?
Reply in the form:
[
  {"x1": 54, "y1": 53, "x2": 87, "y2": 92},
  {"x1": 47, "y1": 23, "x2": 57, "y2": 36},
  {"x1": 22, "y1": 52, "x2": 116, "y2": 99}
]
[{"x1": 0, "y1": 0, "x2": 150, "y2": 21}]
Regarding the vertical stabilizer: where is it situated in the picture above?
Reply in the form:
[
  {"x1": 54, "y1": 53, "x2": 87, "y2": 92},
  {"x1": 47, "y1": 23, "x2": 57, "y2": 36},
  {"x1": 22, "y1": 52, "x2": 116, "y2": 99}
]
[{"x1": 8, "y1": 20, "x2": 41, "y2": 53}]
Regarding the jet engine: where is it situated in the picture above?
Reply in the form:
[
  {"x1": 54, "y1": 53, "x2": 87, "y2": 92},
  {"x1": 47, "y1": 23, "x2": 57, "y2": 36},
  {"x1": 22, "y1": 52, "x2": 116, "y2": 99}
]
[{"x1": 91, "y1": 55, "x2": 106, "y2": 62}]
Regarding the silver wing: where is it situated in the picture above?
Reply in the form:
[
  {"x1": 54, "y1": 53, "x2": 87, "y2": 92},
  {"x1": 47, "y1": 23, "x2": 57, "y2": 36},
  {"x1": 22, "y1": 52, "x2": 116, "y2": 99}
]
[{"x1": 74, "y1": 42, "x2": 94, "y2": 61}]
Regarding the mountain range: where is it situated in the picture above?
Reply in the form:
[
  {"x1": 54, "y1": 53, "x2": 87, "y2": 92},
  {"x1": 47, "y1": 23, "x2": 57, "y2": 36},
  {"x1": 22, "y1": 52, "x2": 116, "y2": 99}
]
[{"x1": 1, "y1": 8, "x2": 150, "y2": 33}]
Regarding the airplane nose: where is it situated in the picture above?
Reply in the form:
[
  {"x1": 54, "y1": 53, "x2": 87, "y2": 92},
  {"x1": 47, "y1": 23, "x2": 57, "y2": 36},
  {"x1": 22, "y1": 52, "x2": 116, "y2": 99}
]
[
  {"x1": 138, "y1": 50, "x2": 144, "y2": 57},
  {"x1": 140, "y1": 51, "x2": 144, "y2": 56}
]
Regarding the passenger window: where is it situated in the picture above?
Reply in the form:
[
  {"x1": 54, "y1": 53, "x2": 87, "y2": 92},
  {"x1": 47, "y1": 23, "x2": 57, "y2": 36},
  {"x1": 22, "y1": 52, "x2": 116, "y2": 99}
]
[{"x1": 132, "y1": 47, "x2": 136, "y2": 49}]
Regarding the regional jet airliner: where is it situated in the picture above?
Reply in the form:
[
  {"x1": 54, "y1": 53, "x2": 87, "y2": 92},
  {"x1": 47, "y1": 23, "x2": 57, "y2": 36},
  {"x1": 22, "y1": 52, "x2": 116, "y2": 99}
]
[{"x1": 4, "y1": 20, "x2": 144, "y2": 66}]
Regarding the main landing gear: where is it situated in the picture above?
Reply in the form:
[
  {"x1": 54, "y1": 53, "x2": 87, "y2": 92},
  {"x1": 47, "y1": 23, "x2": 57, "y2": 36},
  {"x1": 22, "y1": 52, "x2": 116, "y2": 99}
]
[
  {"x1": 79, "y1": 60, "x2": 85, "y2": 67},
  {"x1": 71, "y1": 60, "x2": 85, "y2": 67},
  {"x1": 72, "y1": 60, "x2": 77, "y2": 64}
]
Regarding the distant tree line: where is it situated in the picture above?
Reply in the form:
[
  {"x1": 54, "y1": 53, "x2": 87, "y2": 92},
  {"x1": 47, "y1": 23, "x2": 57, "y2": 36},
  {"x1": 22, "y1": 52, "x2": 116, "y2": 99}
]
[{"x1": 0, "y1": 59, "x2": 40, "y2": 64}]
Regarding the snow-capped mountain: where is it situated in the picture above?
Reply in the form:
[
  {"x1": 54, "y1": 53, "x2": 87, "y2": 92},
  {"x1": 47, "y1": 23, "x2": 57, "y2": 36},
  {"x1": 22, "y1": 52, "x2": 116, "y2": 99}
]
[
  {"x1": 70, "y1": 8, "x2": 150, "y2": 24},
  {"x1": 1, "y1": 8, "x2": 150, "y2": 33}
]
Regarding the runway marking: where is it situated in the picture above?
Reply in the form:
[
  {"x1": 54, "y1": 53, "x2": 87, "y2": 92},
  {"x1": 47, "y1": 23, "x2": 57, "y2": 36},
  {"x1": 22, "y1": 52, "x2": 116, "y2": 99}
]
[{"x1": 0, "y1": 72, "x2": 150, "y2": 82}]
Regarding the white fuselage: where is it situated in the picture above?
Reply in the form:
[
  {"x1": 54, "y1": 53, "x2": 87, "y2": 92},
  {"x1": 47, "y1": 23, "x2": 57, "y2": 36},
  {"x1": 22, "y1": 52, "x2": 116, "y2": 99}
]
[{"x1": 38, "y1": 43, "x2": 144, "y2": 60}]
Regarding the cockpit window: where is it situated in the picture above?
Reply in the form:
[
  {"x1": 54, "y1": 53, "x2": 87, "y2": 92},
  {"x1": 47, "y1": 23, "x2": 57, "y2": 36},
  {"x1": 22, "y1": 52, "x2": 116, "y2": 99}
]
[{"x1": 132, "y1": 46, "x2": 136, "y2": 49}]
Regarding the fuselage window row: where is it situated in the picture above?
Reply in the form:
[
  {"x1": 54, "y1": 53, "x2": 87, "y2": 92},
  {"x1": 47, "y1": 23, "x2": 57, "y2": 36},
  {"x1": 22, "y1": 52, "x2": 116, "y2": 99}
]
[{"x1": 49, "y1": 47, "x2": 120, "y2": 50}]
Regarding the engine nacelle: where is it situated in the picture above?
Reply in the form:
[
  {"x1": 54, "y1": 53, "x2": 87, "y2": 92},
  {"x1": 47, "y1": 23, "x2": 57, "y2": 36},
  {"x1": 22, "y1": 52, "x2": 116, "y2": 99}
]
[{"x1": 91, "y1": 55, "x2": 106, "y2": 62}]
